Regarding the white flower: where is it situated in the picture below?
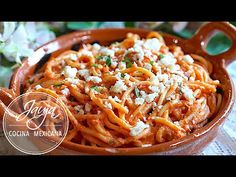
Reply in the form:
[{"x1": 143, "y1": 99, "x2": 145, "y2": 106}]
[{"x1": 0, "y1": 22, "x2": 55, "y2": 63}]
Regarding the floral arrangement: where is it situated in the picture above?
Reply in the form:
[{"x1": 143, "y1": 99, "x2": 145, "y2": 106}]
[{"x1": 0, "y1": 21, "x2": 234, "y2": 87}]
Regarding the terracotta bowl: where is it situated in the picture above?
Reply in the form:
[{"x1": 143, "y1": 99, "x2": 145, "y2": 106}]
[{"x1": 0, "y1": 22, "x2": 236, "y2": 155}]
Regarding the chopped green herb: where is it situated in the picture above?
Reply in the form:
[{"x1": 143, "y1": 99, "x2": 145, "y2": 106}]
[
  {"x1": 91, "y1": 63, "x2": 98, "y2": 67},
  {"x1": 123, "y1": 57, "x2": 133, "y2": 68},
  {"x1": 122, "y1": 57, "x2": 131, "y2": 63},
  {"x1": 135, "y1": 87, "x2": 140, "y2": 97},
  {"x1": 178, "y1": 83, "x2": 183, "y2": 95},
  {"x1": 159, "y1": 54, "x2": 165, "y2": 59},
  {"x1": 91, "y1": 86, "x2": 100, "y2": 92},
  {"x1": 150, "y1": 61, "x2": 154, "y2": 66},
  {"x1": 53, "y1": 83, "x2": 64, "y2": 87},
  {"x1": 96, "y1": 55, "x2": 103, "y2": 60},
  {"x1": 105, "y1": 56, "x2": 111, "y2": 66},
  {"x1": 121, "y1": 73, "x2": 125, "y2": 78}
]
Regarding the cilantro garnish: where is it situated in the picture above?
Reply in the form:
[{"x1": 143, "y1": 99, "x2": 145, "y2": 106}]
[
  {"x1": 91, "y1": 86, "x2": 100, "y2": 92},
  {"x1": 91, "y1": 63, "x2": 98, "y2": 67},
  {"x1": 104, "y1": 56, "x2": 111, "y2": 66},
  {"x1": 53, "y1": 83, "x2": 64, "y2": 87},
  {"x1": 135, "y1": 87, "x2": 140, "y2": 97},
  {"x1": 159, "y1": 54, "x2": 165, "y2": 59},
  {"x1": 150, "y1": 61, "x2": 154, "y2": 65},
  {"x1": 122, "y1": 56, "x2": 133, "y2": 68}
]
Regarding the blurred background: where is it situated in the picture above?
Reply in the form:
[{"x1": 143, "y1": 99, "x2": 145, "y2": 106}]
[{"x1": 0, "y1": 21, "x2": 236, "y2": 87}]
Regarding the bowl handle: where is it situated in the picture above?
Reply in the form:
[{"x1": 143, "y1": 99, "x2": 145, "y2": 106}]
[
  {"x1": 187, "y1": 22, "x2": 236, "y2": 66},
  {"x1": 0, "y1": 87, "x2": 16, "y2": 122}
]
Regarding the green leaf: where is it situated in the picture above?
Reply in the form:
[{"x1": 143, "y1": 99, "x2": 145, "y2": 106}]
[
  {"x1": 53, "y1": 83, "x2": 64, "y2": 87},
  {"x1": 125, "y1": 22, "x2": 135, "y2": 27},
  {"x1": 91, "y1": 86, "x2": 100, "y2": 92},
  {"x1": 135, "y1": 87, "x2": 140, "y2": 98},
  {"x1": 91, "y1": 63, "x2": 98, "y2": 68},
  {"x1": 66, "y1": 22, "x2": 99, "y2": 30},
  {"x1": 122, "y1": 56, "x2": 133, "y2": 68},
  {"x1": 0, "y1": 66, "x2": 12, "y2": 87},
  {"x1": 206, "y1": 33, "x2": 232, "y2": 55},
  {"x1": 105, "y1": 56, "x2": 111, "y2": 66},
  {"x1": 159, "y1": 54, "x2": 165, "y2": 59},
  {"x1": 150, "y1": 61, "x2": 154, "y2": 66},
  {"x1": 96, "y1": 55, "x2": 103, "y2": 60}
]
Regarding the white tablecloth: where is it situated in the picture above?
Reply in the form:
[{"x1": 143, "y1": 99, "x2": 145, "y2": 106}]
[{"x1": 200, "y1": 61, "x2": 236, "y2": 155}]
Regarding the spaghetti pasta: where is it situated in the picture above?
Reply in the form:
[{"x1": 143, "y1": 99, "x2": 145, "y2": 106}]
[{"x1": 24, "y1": 32, "x2": 221, "y2": 148}]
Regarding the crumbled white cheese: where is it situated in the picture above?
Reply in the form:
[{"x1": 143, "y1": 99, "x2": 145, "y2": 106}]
[
  {"x1": 93, "y1": 43, "x2": 101, "y2": 50},
  {"x1": 85, "y1": 103, "x2": 92, "y2": 112},
  {"x1": 144, "y1": 49, "x2": 158, "y2": 61},
  {"x1": 78, "y1": 109, "x2": 85, "y2": 115},
  {"x1": 169, "y1": 64, "x2": 180, "y2": 73},
  {"x1": 160, "y1": 54, "x2": 176, "y2": 66},
  {"x1": 35, "y1": 85, "x2": 42, "y2": 90},
  {"x1": 140, "y1": 90, "x2": 147, "y2": 98},
  {"x1": 135, "y1": 97, "x2": 145, "y2": 105},
  {"x1": 124, "y1": 73, "x2": 130, "y2": 80},
  {"x1": 100, "y1": 47, "x2": 115, "y2": 57},
  {"x1": 74, "y1": 105, "x2": 83, "y2": 111},
  {"x1": 144, "y1": 63, "x2": 152, "y2": 71},
  {"x1": 104, "y1": 101, "x2": 112, "y2": 109},
  {"x1": 109, "y1": 96, "x2": 122, "y2": 103},
  {"x1": 171, "y1": 99, "x2": 179, "y2": 104},
  {"x1": 74, "y1": 105, "x2": 84, "y2": 115},
  {"x1": 110, "y1": 80, "x2": 128, "y2": 93},
  {"x1": 171, "y1": 74, "x2": 184, "y2": 83},
  {"x1": 65, "y1": 78, "x2": 80, "y2": 85},
  {"x1": 129, "y1": 43, "x2": 144, "y2": 61},
  {"x1": 111, "y1": 61, "x2": 118, "y2": 68},
  {"x1": 78, "y1": 50, "x2": 93, "y2": 58},
  {"x1": 143, "y1": 38, "x2": 161, "y2": 51},
  {"x1": 155, "y1": 73, "x2": 169, "y2": 83},
  {"x1": 63, "y1": 66, "x2": 77, "y2": 78},
  {"x1": 130, "y1": 120, "x2": 150, "y2": 136},
  {"x1": 115, "y1": 72, "x2": 122, "y2": 80},
  {"x1": 118, "y1": 62, "x2": 126, "y2": 70},
  {"x1": 183, "y1": 55, "x2": 194, "y2": 64},
  {"x1": 189, "y1": 76, "x2": 195, "y2": 82},
  {"x1": 150, "y1": 76, "x2": 160, "y2": 85},
  {"x1": 63, "y1": 53, "x2": 78, "y2": 61},
  {"x1": 128, "y1": 82, "x2": 135, "y2": 87},
  {"x1": 79, "y1": 63, "x2": 86, "y2": 69},
  {"x1": 85, "y1": 87, "x2": 90, "y2": 94},
  {"x1": 148, "y1": 85, "x2": 160, "y2": 93},
  {"x1": 86, "y1": 76, "x2": 102, "y2": 83},
  {"x1": 61, "y1": 87, "x2": 70, "y2": 96},
  {"x1": 174, "y1": 121, "x2": 180, "y2": 126},
  {"x1": 159, "y1": 83, "x2": 166, "y2": 92},
  {"x1": 78, "y1": 69, "x2": 90, "y2": 78},
  {"x1": 145, "y1": 92, "x2": 158, "y2": 103},
  {"x1": 181, "y1": 86, "x2": 195, "y2": 101}
]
